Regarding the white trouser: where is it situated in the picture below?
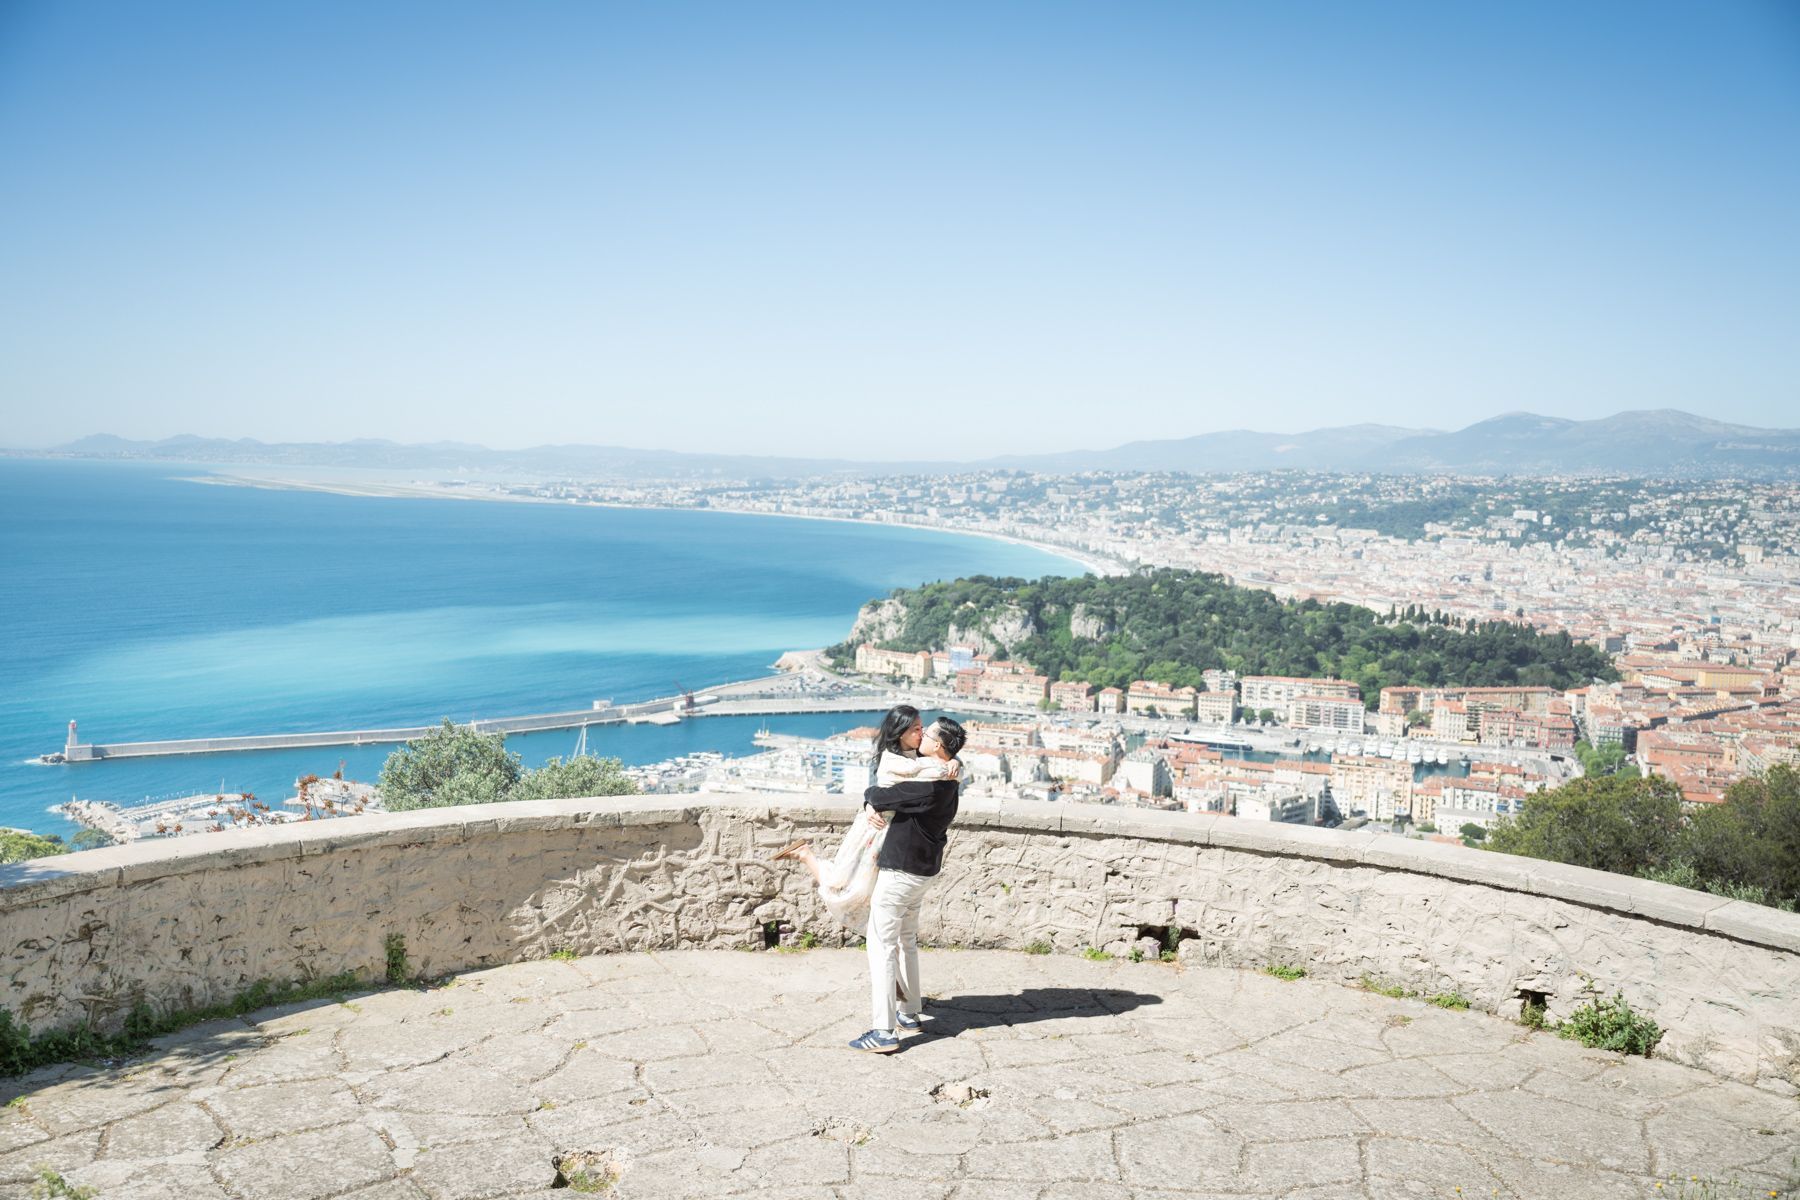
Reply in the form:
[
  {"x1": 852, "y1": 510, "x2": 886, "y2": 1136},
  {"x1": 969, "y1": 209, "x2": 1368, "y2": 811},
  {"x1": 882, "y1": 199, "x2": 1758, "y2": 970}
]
[{"x1": 866, "y1": 868, "x2": 934, "y2": 1033}]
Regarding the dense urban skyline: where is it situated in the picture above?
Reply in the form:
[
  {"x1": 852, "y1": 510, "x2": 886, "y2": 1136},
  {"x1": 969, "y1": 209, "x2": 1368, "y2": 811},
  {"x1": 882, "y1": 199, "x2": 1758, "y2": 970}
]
[{"x1": 2, "y1": 2, "x2": 1797, "y2": 456}]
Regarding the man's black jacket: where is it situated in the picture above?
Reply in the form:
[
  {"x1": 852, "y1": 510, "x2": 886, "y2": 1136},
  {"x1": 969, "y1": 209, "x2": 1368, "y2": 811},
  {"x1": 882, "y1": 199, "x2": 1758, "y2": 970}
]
[{"x1": 863, "y1": 778, "x2": 960, "y2": 877}]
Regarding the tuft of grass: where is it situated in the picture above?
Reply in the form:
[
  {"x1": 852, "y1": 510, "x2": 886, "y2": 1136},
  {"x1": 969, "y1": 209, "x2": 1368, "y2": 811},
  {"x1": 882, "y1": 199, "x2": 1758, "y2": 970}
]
[
  {"x1": 548, "y1": 948, "x2": 578, "y2": 962},
  {"x1": 0, "y1": 971, "x2": 363, "y2": 1079},
  {"x1": 1360, "y1": 975, "x2": 1412, "y2": 999},
  {"x1": 1081, "y1": 947, "x2": 1111, "y2": 962},
  {"x1": 30, "y1": 1167, "x2": 96, "y2": 1199},
  {"x1": 1158, "y1": 949, "x2": 1178, "y2": 963},
  {"x1": 384, "y1": 933, "x2": 410, "y2": 985},
  {"x1": 1428, "y1": 993, "x2": 1470, "y2": 1011},
  {"x1": 1558, "y1": 989, "x2": 1663, "y2": 1057},
  {"x1": 1022, "y1": 939, "x2": 1052, "y2": 956},
  {"x1": 1520, "y1": 998, "x2": 1549, "y2": 1030},
  {"x1": 797, "y1": 931, "x2": 820, "y2": 951},
  {"x1": 1127, "y1": 947, "x2": 1144, "y2": 963},
  {"x1": 1263, "y1": 964, "x2": 1306, "y2": 981}
]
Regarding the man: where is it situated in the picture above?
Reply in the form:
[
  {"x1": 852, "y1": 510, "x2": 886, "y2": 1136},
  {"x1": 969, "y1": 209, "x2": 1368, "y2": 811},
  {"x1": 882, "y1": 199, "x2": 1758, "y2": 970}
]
[{"x1": 848, "y1": 717, "x2": 966, "y2": 1053}]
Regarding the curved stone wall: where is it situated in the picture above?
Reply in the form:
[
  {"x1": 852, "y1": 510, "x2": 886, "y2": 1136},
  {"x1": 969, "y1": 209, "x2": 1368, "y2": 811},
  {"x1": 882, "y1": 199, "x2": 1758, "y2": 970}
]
[{"x1": 2, "y1": 795, "x2": 1797, "y2": 1094}]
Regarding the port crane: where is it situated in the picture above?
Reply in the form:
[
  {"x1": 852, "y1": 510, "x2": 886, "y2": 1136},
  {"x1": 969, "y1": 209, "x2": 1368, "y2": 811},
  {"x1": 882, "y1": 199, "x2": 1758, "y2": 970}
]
[{"x1": 672, "y1": 681, "x2": 697, "y2": 713}]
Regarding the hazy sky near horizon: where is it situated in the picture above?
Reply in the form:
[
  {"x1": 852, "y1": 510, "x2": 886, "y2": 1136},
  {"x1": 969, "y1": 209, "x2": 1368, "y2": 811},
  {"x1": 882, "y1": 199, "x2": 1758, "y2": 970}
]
[{"x1": 1, "y1": 2, "x2": 1796, "y2": 460}]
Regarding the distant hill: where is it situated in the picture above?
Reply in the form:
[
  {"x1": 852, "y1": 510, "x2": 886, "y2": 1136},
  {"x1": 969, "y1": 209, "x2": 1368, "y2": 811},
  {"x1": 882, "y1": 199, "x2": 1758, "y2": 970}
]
[{"x1": 23, "y1": 408, "x2": 1800, "y2": 479}]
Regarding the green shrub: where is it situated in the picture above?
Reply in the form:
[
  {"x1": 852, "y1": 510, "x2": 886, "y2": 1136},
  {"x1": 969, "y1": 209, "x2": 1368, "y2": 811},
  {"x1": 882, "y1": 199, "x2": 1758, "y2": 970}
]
[
  {"x1": 1519, "y1": 998, "x2": 1549, "y2": 1030},
  {"x1": 384, "y1": 933, "x2": 410, "y2": 985},
  {"x1": 1263, "y1": 964, "x2": 1306, "y2": 981},
  {"x1": 1081, "y1": 947, "x2": 1110, "y2": 961},
  {"x1": 1022, "y1": 939, "x2": 1052, "y2": 956},
  {"x1": 1427, "y1": 992, "x2": 1470, "y2": 1011},
  {"x1": 1558, "y1": 990, "x2": 1663, "y2": 1056}
]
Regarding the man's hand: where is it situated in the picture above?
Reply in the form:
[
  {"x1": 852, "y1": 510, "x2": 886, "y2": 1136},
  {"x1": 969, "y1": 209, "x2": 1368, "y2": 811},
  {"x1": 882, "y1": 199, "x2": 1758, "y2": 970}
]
[
  {"x1": 866, "y1": 810, "x2": 888, "y2": 829},
  {"x1": 944, "y1": 759, "x2": 962, "y2": 779}
]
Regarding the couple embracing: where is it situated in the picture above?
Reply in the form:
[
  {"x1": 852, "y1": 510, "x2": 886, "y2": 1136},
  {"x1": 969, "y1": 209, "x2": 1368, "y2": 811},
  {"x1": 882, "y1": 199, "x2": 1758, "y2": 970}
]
[{"x1": 773, "y1": 704, "x2": 966, "y2": 1054}]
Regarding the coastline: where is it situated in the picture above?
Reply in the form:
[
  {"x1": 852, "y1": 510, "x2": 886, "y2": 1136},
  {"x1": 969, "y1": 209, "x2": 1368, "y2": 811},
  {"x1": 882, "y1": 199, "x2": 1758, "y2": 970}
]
[{"x1": 184, "y1": 471, "x2": 1129, "y2": 578}]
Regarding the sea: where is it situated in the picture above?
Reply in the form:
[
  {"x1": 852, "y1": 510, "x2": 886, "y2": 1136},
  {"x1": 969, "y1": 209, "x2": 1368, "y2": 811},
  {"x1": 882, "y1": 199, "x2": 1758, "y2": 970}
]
[{"x1": 0, "y1": 459, "x2": 1082, "y2": 837}]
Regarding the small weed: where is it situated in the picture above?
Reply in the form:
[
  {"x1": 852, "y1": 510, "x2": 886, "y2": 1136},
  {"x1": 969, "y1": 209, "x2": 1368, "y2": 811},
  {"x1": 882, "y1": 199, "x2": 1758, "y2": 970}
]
[
  {"x1": 553, "y1": 1150, "x2": 621, "y2": 1193},
  {"x1": 1128, "y1": 948, "x2": 1144, "y2": 963},
  {"x1": 538, "y1": 1100, "x2": 556, "y2": 1111},
  {"x1": 340, "y1": 1001, "x2": 362, "y2": 1014},
  {"x1": 1263, "y1": 964, "x2": 1306, "y2": 981},
  {"x1": 571, "y1": 1040, "x2": 589, "y2": 1051},
  {"x1": 797, "y1": 931, "x2": 820, "y2": 951},
  {"x1": 1164, "y1": 925, "x2": 1181, "y2": 955},
  {"x1": 1520, "y1": 998, "x2": 1549, "y2": 1030},
  {"x1": 999, "y1": 882, "x2": 1011, "y2": 895},
  {"x1": 1022, "y1": 939, "x2": 1052, "y2": 956},
  {"x1": 1558, "y1": 988, "x2": 1663, "y2": 1057},
  {"x1": 30, "y1": 1167, "x2": 97, "y2": 1199},
  {"x1": 1428, "y1": 993, "x2": 1471, "y2": 1011},
  {"x1": 1386, "y1": 1014, "x2": 1413, "y2": 1028},
  {"x1": 1082, "y1": 947, "x2": 1110, "y2": 962},
  {"x1": 548, "y1": 949, "x2": 578, "y2": 962},
  {"x1": 5, "y1": 1096, "x2": 25, "y2": 1110},
  {"x1": 1158, "y1": 949, "x2": 1177, "y2": 963},
  {"x1": 434, "y1": 1008, "x2": 453, "y2": 1017},
  {"x1": 384, "y1": 933, "x2": 410, "y2": 985},
  {"x1": 509, "y1": 996, "x2": 533, "y2": 1004},
  {"x1": 1360, "y1": 975, "x2": 1412, "y2": 999}
]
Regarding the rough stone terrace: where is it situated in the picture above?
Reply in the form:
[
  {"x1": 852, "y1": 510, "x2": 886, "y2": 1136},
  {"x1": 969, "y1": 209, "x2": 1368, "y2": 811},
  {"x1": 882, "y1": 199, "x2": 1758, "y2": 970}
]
[{"x1": 3, "y1": 949, "x2": 1796, "y2": 1200}]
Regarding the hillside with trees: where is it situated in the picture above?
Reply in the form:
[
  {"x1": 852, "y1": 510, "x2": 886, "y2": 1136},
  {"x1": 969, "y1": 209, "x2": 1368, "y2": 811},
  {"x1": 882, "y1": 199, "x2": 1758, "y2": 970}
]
[{"x1": 835, "y1": 569, "x2": 1617, "y2": 704}]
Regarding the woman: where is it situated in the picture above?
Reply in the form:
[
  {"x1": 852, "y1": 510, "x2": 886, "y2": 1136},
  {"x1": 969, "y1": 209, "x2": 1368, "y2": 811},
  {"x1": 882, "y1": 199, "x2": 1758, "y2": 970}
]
[{"x1": 771, "y1": 705, "x2": 925, "y2": 924}]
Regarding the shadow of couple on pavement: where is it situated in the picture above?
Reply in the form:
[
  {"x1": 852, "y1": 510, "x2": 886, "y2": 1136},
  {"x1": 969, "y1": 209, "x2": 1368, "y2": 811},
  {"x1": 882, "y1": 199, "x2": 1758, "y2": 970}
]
[{"x1": 911, "y1": 986, "x2": 1162, "y2": 1038}]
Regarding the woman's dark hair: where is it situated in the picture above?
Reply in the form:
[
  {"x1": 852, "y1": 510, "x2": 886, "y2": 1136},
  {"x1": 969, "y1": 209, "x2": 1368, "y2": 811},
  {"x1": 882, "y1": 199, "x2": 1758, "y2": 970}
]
[
  {"x1": 928, "y1": 717, "x2": 966, "y2": 758},
  {"x1": 873, "y1": 705, "x2": 921, "y2": 759}
]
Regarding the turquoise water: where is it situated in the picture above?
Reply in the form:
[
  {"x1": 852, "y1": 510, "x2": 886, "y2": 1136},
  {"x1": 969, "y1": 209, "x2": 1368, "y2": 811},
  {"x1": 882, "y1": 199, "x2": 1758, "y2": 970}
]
[{"x1": 0, "y1": 460, "x2": 1080, "y2": 834}]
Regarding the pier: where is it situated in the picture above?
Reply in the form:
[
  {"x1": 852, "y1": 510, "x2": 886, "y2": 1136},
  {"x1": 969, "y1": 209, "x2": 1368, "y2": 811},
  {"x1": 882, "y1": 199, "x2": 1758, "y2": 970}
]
[{"x1": 48, "y1": 672, "x2": 899, "y2": 764}]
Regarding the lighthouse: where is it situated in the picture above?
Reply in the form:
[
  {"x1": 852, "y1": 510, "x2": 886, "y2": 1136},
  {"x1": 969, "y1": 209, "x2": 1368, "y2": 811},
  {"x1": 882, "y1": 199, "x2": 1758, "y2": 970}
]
[{"x1": 66, "y1": 720, "x2": 78, "y2": 751}]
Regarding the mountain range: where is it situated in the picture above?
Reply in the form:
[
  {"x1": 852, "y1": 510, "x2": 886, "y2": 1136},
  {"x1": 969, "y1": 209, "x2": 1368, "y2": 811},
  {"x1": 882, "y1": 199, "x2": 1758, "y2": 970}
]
[{"x1": 25, "y1": 410, "x2": 1800, "y2": 480}]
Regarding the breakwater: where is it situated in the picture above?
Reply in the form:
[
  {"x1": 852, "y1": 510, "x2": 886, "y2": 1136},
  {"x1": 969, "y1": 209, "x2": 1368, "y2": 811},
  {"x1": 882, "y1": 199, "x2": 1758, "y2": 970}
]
[{"x1": 52, "y1": 674, "x2": 899, "y2": 763}]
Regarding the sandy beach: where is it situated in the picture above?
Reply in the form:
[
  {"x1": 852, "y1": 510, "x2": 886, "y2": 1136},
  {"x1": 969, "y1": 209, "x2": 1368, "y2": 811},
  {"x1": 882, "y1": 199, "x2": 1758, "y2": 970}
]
[{"x1": 186, "y1": 471, "x2": 1129, "y2": 577}]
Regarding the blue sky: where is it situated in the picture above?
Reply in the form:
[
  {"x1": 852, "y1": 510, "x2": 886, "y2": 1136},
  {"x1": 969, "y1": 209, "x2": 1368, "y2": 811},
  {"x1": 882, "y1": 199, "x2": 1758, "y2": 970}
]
[{"x1": 1, "y1": 1, "x2": 1795, "y2": 459}]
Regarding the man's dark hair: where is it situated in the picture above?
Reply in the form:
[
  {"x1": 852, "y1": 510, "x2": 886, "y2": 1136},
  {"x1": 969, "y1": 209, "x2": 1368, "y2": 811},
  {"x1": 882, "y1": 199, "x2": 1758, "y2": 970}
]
[
  {"x1": 873, "y1": 704, "x2": 921, "y2": 759},
  {"x1": 928, "y1": 717, "x2": 966, "y2": 758}
]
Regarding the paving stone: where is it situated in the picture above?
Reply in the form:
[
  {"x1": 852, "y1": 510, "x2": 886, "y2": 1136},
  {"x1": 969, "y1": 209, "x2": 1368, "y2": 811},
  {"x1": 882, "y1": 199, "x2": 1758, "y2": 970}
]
[
  {"x1": 1454, "y1": 1090, "x2": 1651, "y2": 1174},
  {"x1": 1115, "y1": 1113, "x2": 1244, "y2": 1191},
  {"x1": 1241, "y1": 1135, "x2": 1364, "y2": 1191},
  {"x1": 202, "y1": 1077, "x2": 364, "y2": 1139},
  {"x1": 70, "y1": 1160, "x2": 234, "y2": 1199},
  {"x1": 409, "y1": 1134, "x2": 559, "y2": 1199},
  {"x1": 0, "y1": 1129, "x2": 100, "y2": 1184},
  {"x1": 1365, "y1": 1137, "x2": 1503, "y2": 1194},
  {"x1": 210, "y1": 1123, "x2": 396, "y2": 1200},
  {"x1": 362, "y1": 1059, "x2": 538, "y2": 1116},
  {"x1": 1210, "y1": 1098, "x2": 1372, "y2": 1141},
  {"x1": 15, "y1": 1071, "x2": 179, "y2": 1135},
  {"x1": 963, "y1": 1128, "x2": 1120, "y2": 1182},
  {"x1": 97, "y1": 1099, "x2": 222, "y2": 1159}
]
